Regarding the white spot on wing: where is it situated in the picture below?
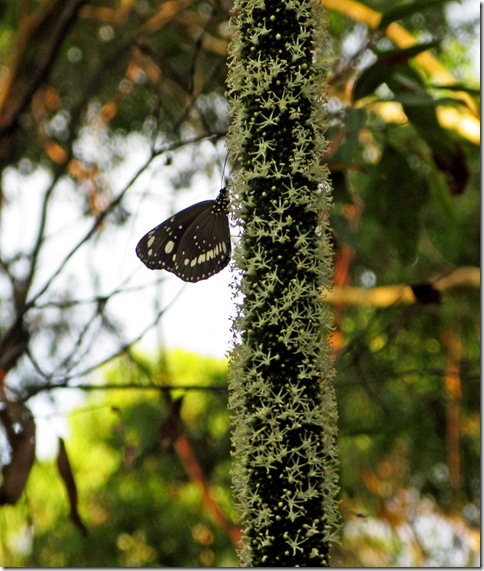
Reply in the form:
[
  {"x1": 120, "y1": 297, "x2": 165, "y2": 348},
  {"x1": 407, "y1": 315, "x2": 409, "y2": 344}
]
[{"x1": 165, "y1": 240, "x2": 175, "y2": 254}]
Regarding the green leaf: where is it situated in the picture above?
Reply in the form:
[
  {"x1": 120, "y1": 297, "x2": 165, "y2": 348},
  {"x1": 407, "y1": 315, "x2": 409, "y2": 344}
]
[
  {"x1": 377, "y1": 40, "x2": 442, "y2": 64},
  {"x1": 366, "y1": 145, "x2": 429, "y2": 264},
  {"x1": 353, "y1": 41, "x2": 444, "y2": 102},
  {"x1": 402, "y1": 99, "x2": 470, "y2": 194},
  {"x1": 353, "y1": 62, "x2": 394, "y2": 102},
  {"x1": 428, "y1": 83, "x2": 480, "y2": 97},
  {"x1": 393, "y1": 93, "x2": 466, "y2": 107},
  {"x1": 353, "y1": 60, "x2": 423, "y2": 102},
  {"x1": 378, "y1": 0, "x2": 452, "y2": 30},
  {"x1": 329, "y1": 170, "x2": 352, "y2": 204},
  {"x1": 339, "y1": 108, "x2": 367, "y2": 166},
  {"x1": 428, "y1": 169, "x2": 456, "y2": 223}
]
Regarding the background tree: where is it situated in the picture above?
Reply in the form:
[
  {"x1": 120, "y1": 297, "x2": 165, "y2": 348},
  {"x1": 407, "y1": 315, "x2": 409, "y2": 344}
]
[
  {"x1": 0, "y1": 0, "x2": 479, "y2": 567},
  {"x1": 1, "y1": 351, "x2": 238, "y2": 567}
]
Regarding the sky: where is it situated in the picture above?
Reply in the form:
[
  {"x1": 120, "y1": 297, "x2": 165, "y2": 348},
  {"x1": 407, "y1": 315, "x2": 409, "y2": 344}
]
[{"x1": 1, "y1": 137, "x2": 236, "y2": 458}]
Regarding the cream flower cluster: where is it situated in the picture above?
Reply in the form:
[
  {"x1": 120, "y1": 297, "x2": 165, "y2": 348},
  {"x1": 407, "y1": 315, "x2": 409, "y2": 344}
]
[{"x1": 227, "y1": 0, "x2": 340, "y2": 566}]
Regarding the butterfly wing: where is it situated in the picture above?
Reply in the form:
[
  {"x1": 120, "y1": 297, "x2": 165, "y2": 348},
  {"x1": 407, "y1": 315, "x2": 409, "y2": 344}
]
[
  {"x1": 136, "y1": 190, "x2": 231, "y2": 282},
  {"x1": 175, "y1": 207, "x2": 231, "y2": 282},
  {"x1": 136, "y1": 200, "x2": 213, "y2": 271}
]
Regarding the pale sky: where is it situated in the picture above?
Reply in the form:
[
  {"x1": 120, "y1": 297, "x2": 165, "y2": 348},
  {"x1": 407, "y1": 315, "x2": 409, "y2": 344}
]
[{"x1": 1, "y1": 136, "x2": 236, "y2": 458}]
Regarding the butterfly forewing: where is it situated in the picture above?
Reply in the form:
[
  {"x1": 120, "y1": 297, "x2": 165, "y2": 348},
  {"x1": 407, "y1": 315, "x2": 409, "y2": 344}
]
[
  {"x1": 136, "y1": 188, "x2": 231, "y2": 282},
  {"x1": 136, "y1": 200, "x2": 212, "y2": 271}
]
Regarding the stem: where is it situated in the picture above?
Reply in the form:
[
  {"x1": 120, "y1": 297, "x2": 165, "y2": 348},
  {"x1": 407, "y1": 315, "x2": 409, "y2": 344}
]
[{"x1": 227, "y1": 0, "x2": 340, "y2": 566}]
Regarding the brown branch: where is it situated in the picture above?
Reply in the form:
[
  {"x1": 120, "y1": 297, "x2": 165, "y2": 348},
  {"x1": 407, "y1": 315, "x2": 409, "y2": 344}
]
[
  {"x1": 0, "y1": 0, "x2": 87, "y2": 139},
  {"x1": 443, "y1": 331, "x2": 462, "y2": 497},
  {"x1": 57, "y1": 437, "x2": 88, "y2": 536},
  {"x1": 0, "y1": 393, "x2": 36, "y2": 505},
  {"x1": 35, "y1": 383, "x2": 227, "y2": 395},
  {"x1": 173, "y1": 433, "x2": 241, "y2": 547},
  {"x1": 323, "y1": 267, "x2": 480, "y2": 307},
  {"x1": 139, "y1": 0, "x2": 194, "y2": 35}
]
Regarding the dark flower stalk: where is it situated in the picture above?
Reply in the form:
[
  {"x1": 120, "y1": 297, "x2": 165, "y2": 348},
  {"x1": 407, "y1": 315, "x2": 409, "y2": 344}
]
[{"x1": 226, "y1": 0, "x2": 340, "y2": 566}]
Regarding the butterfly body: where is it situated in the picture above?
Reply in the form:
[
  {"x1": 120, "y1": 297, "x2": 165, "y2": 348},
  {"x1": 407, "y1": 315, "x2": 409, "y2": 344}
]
[{"x1": 136, "y1": 188, "x2": 230, "y2": 282}]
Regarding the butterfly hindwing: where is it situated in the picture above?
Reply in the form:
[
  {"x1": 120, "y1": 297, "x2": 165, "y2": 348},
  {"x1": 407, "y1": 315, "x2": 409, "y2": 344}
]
[{"x1": 175, "y1": 207, "x2": 231, "y2": 282}]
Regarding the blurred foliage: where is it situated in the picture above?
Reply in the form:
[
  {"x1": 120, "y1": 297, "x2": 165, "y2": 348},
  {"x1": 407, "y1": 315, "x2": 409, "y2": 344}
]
[
  {"x1": 1, "y1": 345, "x2": 480, "y2": 566},
  {"x1": 0, "y1": 0, "x2": 480, "y2": 567},
  {"x1": 1, "y1": 351, "x2": 237, "y2": 567}
]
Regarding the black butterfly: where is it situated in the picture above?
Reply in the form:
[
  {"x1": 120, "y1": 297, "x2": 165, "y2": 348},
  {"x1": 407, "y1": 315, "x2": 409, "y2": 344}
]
[{"x1": 136, "y1": 187, "x2": 231, "y2": 282}]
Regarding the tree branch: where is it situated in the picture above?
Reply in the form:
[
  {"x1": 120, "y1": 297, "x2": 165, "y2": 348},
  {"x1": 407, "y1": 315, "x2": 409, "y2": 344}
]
[
  {"x1": 323, "y1": 267, "x2": 480, "y2": 307},
  {"x1": 0, "y1": 0, "x2": 87, "y2": 139}
]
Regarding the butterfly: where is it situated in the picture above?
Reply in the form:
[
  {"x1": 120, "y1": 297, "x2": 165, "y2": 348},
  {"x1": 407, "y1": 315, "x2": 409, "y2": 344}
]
[{"x1": 136, "y1": 187, "x2": 231, "y2": 282}]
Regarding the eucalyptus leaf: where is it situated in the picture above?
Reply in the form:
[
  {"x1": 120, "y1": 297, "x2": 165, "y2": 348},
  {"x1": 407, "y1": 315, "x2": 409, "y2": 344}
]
[
  {"x1": 428, "y1": 83, "x2": 480, "y2": 96},
  {"x1": 393, "y1": 93, "x2": 467, "y2": 107},
  {"x1": 354, "y1": 60, "x2": 423, "y2": 102},
  {"x1": 366, "y1": 145, "x2": 428, "y2": 264},
  {"x1": 378, "y1": 0, "x2": 452, "y2": 29},
  {"x1": 377, "y1": 40, "x2": 441, "y2": 62}
]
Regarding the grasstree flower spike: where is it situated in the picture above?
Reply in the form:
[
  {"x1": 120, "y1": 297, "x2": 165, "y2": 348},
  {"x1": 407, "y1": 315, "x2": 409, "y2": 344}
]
[{"x1": 226, "y1": 0, "x2": 340, "y2": 567}]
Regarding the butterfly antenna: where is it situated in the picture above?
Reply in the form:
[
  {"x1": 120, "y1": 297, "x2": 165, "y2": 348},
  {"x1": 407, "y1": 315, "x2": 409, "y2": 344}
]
[{"x1": 220, "y1": 154, "x2": 229, "y2": 190}]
